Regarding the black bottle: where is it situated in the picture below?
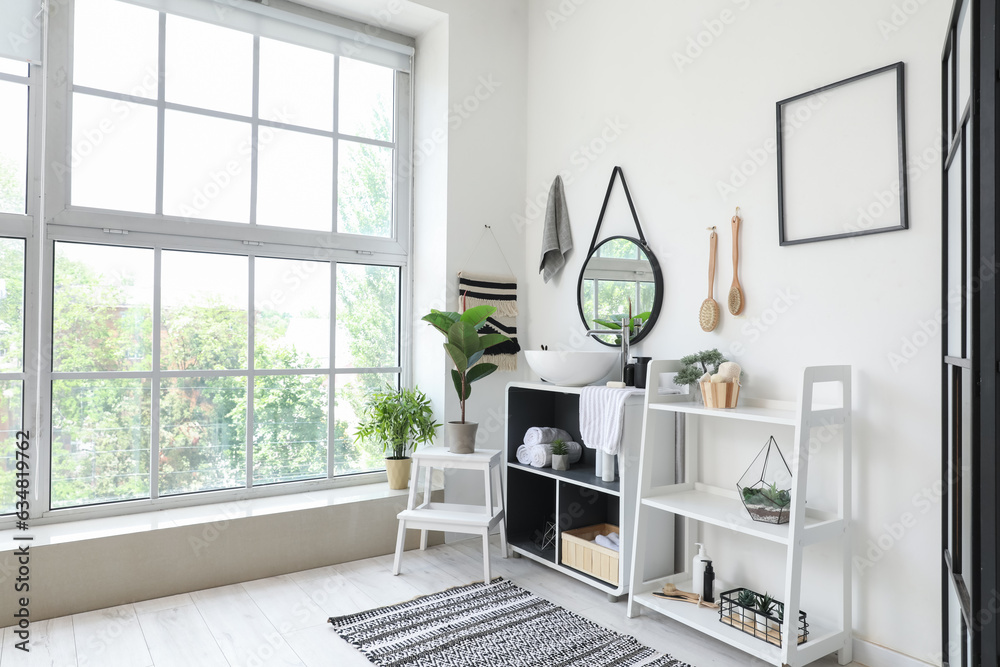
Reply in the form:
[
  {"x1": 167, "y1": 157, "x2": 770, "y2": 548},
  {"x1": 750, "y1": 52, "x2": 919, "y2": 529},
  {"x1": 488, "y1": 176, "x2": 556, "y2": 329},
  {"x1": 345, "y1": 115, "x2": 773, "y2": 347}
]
[
  {"x1": 702, "y1": 560, "x2": 715, "y2": 603},
  {"x1": 624, "y1": 363, "x2": 636, "y2": 386}
]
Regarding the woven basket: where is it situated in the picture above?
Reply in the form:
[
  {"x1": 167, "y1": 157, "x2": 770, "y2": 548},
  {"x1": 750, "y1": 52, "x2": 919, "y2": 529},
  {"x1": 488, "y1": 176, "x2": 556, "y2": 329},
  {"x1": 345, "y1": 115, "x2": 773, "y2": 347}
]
[{"x1": 700, "y1": 381, "x2": 740, "y2": 408}]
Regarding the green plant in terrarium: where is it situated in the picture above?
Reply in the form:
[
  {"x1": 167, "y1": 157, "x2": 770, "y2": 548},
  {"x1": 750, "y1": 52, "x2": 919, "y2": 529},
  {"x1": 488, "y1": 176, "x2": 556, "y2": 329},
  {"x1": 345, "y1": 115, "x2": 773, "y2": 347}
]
[
  {"x1": 550, "y1": 439, "x2": 569, "y2": 456},
  {"x1": 673, "y1": 349, "x2": 729, "y2": 388},
  {"x1": 737, "y1": 589, "x2": 757, "y2": 609}
]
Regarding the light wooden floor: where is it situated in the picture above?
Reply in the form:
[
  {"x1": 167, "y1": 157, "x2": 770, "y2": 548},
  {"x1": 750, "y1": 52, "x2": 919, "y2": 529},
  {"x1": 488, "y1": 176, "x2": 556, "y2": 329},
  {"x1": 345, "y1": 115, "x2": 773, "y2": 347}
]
[{"x1": 0, "y1": 537, "x2": 865, "y2": 667}]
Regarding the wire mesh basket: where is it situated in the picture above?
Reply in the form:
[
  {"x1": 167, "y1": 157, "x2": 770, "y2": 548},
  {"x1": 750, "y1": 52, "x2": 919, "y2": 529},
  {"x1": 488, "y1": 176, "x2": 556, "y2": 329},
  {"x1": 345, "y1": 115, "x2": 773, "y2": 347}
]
[{"x1": 718, "y1": 588, "x2": 809, "y2": 647}]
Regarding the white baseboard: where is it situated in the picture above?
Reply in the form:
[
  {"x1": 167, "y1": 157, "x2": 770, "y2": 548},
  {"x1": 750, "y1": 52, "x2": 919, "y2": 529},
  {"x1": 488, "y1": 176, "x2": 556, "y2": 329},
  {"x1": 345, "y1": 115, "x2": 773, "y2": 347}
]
[{"x1": 853, "y1": 638, "x2": 936, "y2": 667}]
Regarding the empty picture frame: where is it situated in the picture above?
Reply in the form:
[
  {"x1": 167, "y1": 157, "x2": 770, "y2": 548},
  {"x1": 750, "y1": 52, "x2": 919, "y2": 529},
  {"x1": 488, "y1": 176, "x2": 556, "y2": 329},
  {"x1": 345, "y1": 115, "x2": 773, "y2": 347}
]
[{"x1": 777, "y1": 62, "x2": 908, "y2": 245}]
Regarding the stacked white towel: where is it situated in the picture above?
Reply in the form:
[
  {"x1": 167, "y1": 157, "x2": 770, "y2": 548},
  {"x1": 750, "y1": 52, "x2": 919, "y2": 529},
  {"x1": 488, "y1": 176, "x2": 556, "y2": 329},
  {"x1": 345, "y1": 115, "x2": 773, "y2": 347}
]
[
  {"x1": 594, "y1": 533, "x2": 620, "y2": 552},
  {"x1": 523, "y1": 426, "x2": 573, "y2": 446},
  {"x1": 516, "y1": 441, "x2": 583, "y2": 468},
  {"x1": 579, "y1": 386, "x2": 642, "y2": 456}
]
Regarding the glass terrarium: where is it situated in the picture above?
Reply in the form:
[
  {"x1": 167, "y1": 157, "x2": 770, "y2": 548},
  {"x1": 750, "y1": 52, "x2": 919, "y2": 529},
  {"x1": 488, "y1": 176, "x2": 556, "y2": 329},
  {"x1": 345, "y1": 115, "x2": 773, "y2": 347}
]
[{"x1": 737, "y1": 436, "x2": 793, "y2": 524}]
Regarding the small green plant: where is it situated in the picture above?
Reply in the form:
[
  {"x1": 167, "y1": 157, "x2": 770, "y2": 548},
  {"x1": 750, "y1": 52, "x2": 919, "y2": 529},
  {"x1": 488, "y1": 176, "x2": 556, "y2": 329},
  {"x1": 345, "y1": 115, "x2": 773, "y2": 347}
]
[
  {"x1": 737, "y1": 588, "x2": 757, "y2": 609},
  {"x1": 673, "y1": 349, "x2": 729, "y2": 387},
  {"x1": 756, "y1": 592, "x2": 775, "y2": 617},
  {"x1": 355, "y1": 384, "x2": 440, "y2": 459},
  {"x1": 741, "y1": 483, "x2": 792, "y2": 509},
  {"x1": 550, "y1": 439, "x2": 569, "y2": 456},
  {"x1": 422, "y1": 305, "x2": 510, "y2": 423}
]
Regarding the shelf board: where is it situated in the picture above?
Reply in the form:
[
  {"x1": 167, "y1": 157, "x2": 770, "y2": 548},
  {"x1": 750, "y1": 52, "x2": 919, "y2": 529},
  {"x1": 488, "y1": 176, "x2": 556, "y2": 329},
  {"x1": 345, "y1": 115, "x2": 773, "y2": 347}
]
[
  {"x1": 641, "y1": 488, "x2": 827, "y2": 545},
  {"x1": 649, "y1": 400, "x2": 797, "y2": 426},
  {"x1": 506, "y1": 462, "x2": 620, "y2": 495},
  {"x1": 633, "y1": 586, "x2": 841, "y2": 666},
  {"x1": 508, "y1": 536, "x2": 556, "y2": 564}
]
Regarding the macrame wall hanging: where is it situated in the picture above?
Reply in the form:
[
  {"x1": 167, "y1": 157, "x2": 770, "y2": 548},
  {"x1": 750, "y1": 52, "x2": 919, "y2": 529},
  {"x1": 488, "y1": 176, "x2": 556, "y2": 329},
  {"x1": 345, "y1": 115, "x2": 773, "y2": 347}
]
[{"x1": 458, "y1": 225, "x2": 521, "y2": 371}]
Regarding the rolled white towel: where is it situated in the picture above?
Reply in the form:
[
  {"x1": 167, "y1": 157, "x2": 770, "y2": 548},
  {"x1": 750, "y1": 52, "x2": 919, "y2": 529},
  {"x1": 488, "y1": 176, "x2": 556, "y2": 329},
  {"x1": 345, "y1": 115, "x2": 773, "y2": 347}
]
[
  {"x1": 607, "y1": 532, "x2": 620, "y2": 546},
  {"x1": 524, "y1": 426, "x2": 573, "y2": 446},
  {"x1": 516, "y1": 442, "x2": 583, "y2": 468},
  {"x1": 594, "y1": 534, "x2": 619, "y2": 551}
]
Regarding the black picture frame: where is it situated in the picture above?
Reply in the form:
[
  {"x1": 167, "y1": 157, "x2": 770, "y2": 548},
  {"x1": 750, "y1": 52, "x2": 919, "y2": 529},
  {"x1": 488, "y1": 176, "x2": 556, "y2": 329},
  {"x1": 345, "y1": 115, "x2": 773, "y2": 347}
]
[{"x1": 776, "y1": 62, "x2": 909, "y2": 246}]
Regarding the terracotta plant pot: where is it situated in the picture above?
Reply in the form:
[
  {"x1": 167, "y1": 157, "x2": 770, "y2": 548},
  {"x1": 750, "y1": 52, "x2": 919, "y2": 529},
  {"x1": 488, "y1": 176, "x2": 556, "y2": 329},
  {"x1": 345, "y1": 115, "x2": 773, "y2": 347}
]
[
  {"x1": 385, "y1": 457, "x2": 412, "y2": 490},
  {"x1": 446, "y1": 421, "x2": 478, "y2": 454}
]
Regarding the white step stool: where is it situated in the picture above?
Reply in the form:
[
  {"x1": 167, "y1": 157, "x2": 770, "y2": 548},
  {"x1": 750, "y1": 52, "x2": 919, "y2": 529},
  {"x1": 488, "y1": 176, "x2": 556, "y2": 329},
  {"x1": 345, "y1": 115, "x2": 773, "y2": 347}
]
[{"x1": 392, "y1": 446, "x2": 507, "y2": 582}]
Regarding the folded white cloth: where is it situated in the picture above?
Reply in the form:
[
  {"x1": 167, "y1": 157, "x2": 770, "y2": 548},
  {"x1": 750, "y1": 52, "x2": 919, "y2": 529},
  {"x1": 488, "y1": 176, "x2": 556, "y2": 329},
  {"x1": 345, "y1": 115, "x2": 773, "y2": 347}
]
[
  {"x1": 516, "y1": 441, "x2": 583, "y2": 468},
  {"x1": 579, "y1": 386, "x2": 642, "y2": 456},
  {"x1": 594, "y1": 534, "x2": 619, "y2": 551},
  {"x1": 523, "y1": 426, "x2": 573, "y2": 446},
  {"x1": 607, "y1": 532, "x2": 620, "y2": 546}
]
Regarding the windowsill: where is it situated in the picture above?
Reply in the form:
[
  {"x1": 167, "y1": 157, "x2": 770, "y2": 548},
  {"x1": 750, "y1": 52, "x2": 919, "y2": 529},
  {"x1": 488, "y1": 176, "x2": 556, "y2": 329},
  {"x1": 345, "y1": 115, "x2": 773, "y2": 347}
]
[{"x1": 0, "y1": 481, "x2": 436, "y2": 551}]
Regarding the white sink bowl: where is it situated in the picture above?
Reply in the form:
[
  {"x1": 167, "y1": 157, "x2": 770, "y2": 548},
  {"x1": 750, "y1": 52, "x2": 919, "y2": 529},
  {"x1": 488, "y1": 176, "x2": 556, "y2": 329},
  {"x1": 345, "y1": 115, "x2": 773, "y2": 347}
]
[{"x1": 524, "y1": 350, "x2": 620, "y2": 387}]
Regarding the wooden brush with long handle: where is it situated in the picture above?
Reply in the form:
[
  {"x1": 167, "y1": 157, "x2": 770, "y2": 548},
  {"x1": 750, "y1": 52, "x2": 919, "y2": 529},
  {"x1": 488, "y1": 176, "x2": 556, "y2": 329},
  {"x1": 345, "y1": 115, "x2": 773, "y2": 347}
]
[
  {"x1": 728, "y1": 208, "x2": 745, "y2": 315},
  {"x1": 699, "y1": 227, "x2": 720, "y2": 332}
]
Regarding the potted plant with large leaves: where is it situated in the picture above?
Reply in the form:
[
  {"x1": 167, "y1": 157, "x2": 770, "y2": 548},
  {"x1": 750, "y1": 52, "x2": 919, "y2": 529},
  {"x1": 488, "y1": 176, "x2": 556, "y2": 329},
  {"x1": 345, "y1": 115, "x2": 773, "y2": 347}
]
[
  {"x1": 422, "y1": 305, "x2": 510, "y2": 454},
  {"x1": 356, "y1": 384, "x2": 440, "y2": 489}
]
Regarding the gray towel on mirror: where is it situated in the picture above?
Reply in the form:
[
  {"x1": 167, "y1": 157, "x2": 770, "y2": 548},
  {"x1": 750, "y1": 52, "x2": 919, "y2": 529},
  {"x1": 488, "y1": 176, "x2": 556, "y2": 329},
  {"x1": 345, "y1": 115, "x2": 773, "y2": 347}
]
[{"x1": 539, "y1": 176, "x2": 573, "y2": 283}]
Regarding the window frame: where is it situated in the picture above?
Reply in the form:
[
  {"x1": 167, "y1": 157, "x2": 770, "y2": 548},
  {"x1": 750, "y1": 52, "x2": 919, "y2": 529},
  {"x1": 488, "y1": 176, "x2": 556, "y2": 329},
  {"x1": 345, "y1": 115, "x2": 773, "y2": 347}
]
[{"x1": 20, "y1": 0, "x2": 416, "y2": 525}]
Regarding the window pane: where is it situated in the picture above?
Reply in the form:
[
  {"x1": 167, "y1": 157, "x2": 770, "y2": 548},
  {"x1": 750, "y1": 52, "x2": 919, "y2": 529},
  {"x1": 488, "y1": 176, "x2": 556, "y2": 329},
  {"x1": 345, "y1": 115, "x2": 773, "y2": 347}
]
[
  {"x1": 73, "y1": 0, "x2": 159, "y2": 98},
  {"x1": 639, "y1": 281, "x2": 655, "y2": 315},
  {"x1": 253, "y1": 374, "x2": 328, "y2": 485},
  {"x1": 53, "y1": 243, "x2": 153, "y2": 372},
  {"x1": 337, "y1": 140, "x2": 392, "y2": 237},
  {"x1": 334, "y1": 372, "x2": 397, "y2": 475},
  {"x1": 0, "y1": 380, "x2": 22, "y2": 515},
  {"x1": 338, "y1": 58, "x2": 393, "y2": 142},
  {"x1": 336, "y1": 264, "x2": 398, "y2": 369},
  {"x1": 0, "y1": 81, "x2": 28, "y2": 215},
  {"x1": 259, "y1": 38, "x2": 333, "y2": 131},
  {"x1": 599, "y1": 239, "x2": 639, "y2": 259},
  {"x1": 255, "y1": 258, "x2": 330, "y2": 369},
  {"x1": 71, "y1": 93, "x2": 157, "y2": 213},
  {"x1": 165, "y1": 14, "x2": 253, "y2": 116},
  {"x1": 0, "y1": 58, "x2": 28, "y2": 78},
  {"x1": 161, "y1": 251, "x2": 248, "y2": 370},
  {"x1": 163, "y1": 110, "x2": 251, "y2": 223},
  {"x1": 159, "y1": 376, "x2": 246, "y2": 495},
  {"x1": 256, "y1": 128, "x2": 332, "y2": 230},
  {"x1": 51, "y1": 378, "x2": 151, "y2": 508},
  {"x1": 0, "y1": 239, "x2": 24, "y2": 371}
]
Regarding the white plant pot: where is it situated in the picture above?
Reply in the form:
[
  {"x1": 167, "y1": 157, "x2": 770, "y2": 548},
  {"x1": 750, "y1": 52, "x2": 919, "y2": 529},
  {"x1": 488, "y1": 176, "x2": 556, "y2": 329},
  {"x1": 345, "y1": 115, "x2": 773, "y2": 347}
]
[{"x1": 552, "y1": 454, "x2": 569, "y2": 471}]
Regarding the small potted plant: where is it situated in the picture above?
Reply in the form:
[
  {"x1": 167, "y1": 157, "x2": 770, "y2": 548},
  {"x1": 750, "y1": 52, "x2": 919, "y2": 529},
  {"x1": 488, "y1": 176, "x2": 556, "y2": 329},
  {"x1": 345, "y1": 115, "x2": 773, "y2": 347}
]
[
  {"x1": 551, "y1": 439, "x2": 570, "y2": 471},
  {"x1": 673, "y1": 349, "x2": 729, "y2": 401},
  {"x1": 755, "y1": 592, "x2": 775, "y2": 637},
  {"x1": 355, "y1": 384, "x2": 440, "y2": 490},
  {"x1": 422, "y1": 305, "x2": 510, "y2": 453},
  {"x1": 735, "y1": 588, "x2": 757, "y2": 628}
]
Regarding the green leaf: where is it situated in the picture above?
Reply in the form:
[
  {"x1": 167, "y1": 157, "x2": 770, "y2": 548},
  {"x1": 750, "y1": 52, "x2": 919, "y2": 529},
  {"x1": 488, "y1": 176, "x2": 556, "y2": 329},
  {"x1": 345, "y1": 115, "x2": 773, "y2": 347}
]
[
  {"x1": 422, "y1": 310, "x2": 460, "y2": 335},
  {"x1": 467, "y1": 349, "x2": 485, "y2": 367},
  {"x1": 443, "y1": 342, "x2": 469, "y2": 372},
  {"x1": 466, "y1": 362, "x2": 497, "y2": 384},
  {"x1": 447, "y1": 321, "x2": 481, "y2": 358},
  {"x1": 477, "y1": 333, "x2": 509, "y2": 350},
  {"x1": 459, "y1": 304, "x2": 496, "y2": 329},
  {"x1": 594, "y1": 319, "x2": 622, "y2": 329},
  {"x1": 451, "y1": 369, "x2": 469, "y2": 400}
]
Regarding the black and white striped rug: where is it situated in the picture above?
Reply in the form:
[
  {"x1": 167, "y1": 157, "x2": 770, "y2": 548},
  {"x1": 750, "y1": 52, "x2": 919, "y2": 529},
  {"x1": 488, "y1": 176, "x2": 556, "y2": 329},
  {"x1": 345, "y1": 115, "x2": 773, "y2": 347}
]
[{"x1": 328, "y1": 579, "x2": 692, "y2": 667}]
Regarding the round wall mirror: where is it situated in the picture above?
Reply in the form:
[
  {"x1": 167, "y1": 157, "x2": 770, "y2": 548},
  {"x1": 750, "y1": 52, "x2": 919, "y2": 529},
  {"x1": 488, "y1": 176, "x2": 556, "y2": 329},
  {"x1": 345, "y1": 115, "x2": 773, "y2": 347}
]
[{"x1": 576, "y1": 235, "x2": 663, "y2": 347}]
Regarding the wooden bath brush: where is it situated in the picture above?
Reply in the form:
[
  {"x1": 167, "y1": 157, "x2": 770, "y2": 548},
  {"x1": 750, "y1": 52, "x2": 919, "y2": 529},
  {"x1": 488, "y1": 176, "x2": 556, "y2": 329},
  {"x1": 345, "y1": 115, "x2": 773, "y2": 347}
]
[
  {"x1": 699, "y1": 227, "x2": 720, "y2": 332},
  {"x1": 728, "y1": 207, "x2": 745, "y2": 315}
]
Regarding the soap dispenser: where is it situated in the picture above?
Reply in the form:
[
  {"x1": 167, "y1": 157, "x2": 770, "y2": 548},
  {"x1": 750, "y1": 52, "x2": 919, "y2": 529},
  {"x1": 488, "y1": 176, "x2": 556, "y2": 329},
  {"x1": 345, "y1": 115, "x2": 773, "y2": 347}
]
[
  {"x1": 691, "y1": 543, "x2": 709, "y2": 592},
  {"x1": 702, "y1": 561, "x2": 715, "y2": 603}
]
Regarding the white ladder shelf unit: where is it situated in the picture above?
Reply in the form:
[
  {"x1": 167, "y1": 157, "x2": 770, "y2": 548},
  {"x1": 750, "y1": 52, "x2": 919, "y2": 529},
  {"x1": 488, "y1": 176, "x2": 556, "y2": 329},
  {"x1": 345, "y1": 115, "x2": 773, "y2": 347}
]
[{"x1": 627, "y1": 361, "x2": 853, "y2": 667}]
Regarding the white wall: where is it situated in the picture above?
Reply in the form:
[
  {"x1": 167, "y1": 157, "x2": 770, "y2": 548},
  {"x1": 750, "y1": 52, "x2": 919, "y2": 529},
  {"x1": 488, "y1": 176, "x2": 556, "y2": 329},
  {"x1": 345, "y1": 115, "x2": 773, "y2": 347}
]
[
  {"x1": 406, "y1": 0, "x2": 531, "y2": 510},
  {"x1": 521, "y1": 0, "x2": 949, "y2": 663}
]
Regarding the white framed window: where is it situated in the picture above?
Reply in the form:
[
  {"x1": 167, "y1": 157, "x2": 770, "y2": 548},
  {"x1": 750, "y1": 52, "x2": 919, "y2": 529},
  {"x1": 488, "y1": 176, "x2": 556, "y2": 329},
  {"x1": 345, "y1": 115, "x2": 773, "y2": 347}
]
[{"x1": 25, "y1": 0, "x2": 415, "y2": 518}]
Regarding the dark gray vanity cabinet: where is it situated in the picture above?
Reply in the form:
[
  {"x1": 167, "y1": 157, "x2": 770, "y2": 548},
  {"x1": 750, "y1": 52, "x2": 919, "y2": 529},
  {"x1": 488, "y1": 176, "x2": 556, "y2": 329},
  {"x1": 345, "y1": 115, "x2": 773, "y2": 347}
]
[{"x1": 503, "y1": 382, "x2": 644, "y2": 599}]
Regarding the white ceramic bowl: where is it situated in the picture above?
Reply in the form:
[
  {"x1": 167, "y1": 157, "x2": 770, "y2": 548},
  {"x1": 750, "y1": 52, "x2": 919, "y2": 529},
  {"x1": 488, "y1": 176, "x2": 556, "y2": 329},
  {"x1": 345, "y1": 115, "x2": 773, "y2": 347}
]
[{"x1": 524, "y1": 350, "x2": 620, "y2": 387}]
